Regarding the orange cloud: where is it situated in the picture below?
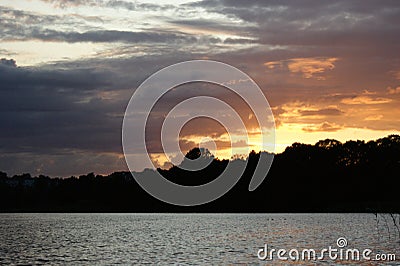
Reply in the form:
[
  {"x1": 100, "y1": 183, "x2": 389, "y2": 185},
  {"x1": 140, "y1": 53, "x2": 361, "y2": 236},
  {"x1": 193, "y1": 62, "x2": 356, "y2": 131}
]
[
  {"x1": 341, "y1": 96, "x2": 392, "y2": 105},
  {"x1": 302, "y1": 122, "x2": 342, "y2": 132},
  {"x1": 264, "y1": 57, "x2": 338, "y2": 80},
  {"x1": 365, "y1": 115, "x2": 383, "y2": 121},
  {"x1": 264, "y1": 61, "x2": 283, "y2": 69},
  {"x1": 276, "y1": 102, "x2": 343, "y2": 120},
  {"x1": 287, "y1": 57, "x2": 338, "y2": 79},
  {"x1": 362, "y1": 89, "x2": 377, "y2": 95},
  {"x1": 387, "y1": 86, "x2": 400, "y2": 94}
]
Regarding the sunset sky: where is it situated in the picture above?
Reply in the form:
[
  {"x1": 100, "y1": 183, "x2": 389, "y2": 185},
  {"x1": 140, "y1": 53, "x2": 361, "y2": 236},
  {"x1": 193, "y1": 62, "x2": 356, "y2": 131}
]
[{"x1": 1, "y1": 0, "x2": 400, "y2": 176}]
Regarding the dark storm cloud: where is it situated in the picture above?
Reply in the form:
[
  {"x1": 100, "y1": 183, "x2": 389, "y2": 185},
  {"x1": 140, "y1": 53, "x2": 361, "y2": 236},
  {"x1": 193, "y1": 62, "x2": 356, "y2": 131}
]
[
  {"x1": 0, "y1": 49, "x2": 257, "y2": 175},
  {"x1": 0, "y1": 58, "x2": 134, "y2": 175},
  {"x1": 0, "y1": 59, "x2": 123, "y2": 154},
  {"x1": 0, "y1": 61, "x2": 114, "y2": 92},
  {"x1": 0, "y1": 51, "x2": 203, "y2": 176}
]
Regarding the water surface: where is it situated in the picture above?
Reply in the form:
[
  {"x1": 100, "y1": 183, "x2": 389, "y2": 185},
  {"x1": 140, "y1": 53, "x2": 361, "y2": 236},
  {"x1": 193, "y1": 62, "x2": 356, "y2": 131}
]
[{"x1": 0, "y1": 213, "x2": 399, "y2": 265}]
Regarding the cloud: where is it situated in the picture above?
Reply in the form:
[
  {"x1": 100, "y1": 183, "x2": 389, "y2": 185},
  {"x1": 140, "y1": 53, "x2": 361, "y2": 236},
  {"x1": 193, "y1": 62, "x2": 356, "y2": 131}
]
[
  {"x1": 264, "y1": 61, "x2": 283, "y2": 69},
  {"x1": 341, "y1": 96, "x2": 392, "y2": 105},
  {"x1": 0, "y1": 5, "x2": 101, "y2": 32},
  {"x1": 0, "y1": 58, "x2": 126, "y2": 155},
  {"x1": 0, "y1": 6, "x2": 211, "y2": 47},
  {"x1": 0, "y1": 49, "x2": 17, "y2": 57},
  {"x1": 168, "y1": 18, "x2": 256, "y2": 38},
  {"x1": 264, "y1": 57, "x2": 338, "y2": 79},
  {"x1": 198, "y1": 139, "x2": 248, "y2": 149},
  {"x1": 5, "y1": 28, "x2": 197, "y2": 44},
  {"x1": 189, "y1": 0, "x2": 400, "y2": 56},
  {"x1": 105, "y1": 0, "x2": 176, "y2": 11},
  {"x1": 299, "y1": 108, "x2": 343, "y2": 117},
  {"x1": 40, "y1": 0, "x2": 94, "y2": 8},
  {"x1": 362, "y1": 89, "x2": 377, "y2": 95},
  {"x1": 223, "y1": 38, "x2": 258, "y2": 44},
  {"x1": 287, "y1": 58, "x2": 338, "y2": 79},
  {"x1": 0, "y1": 56, "x2": 153, "y2": 176},
  {"x1": 40, "y1": 0, "x2": 176, "y2": 11},
  {"x1": 0, "y1": 58, "x2": 17, "y2": 67},
  {"x1": 273, "y1": 102, "x2": 345, "y2": 133},
  {"x1": 302, "y1": 122, "x2": 342, "y2": 132},
  {"x1": 277, "y1": 102, "x2": 343, "y2": 119},
  {"x1": 387, "y1": 86, "x2": 400, "y2": 94},
  {"x1": 0, "y1": 51, "x2": 270, "y2": 174},
  {"x1": 365, "y1": 115, "x2": 383, "y2": 121}
]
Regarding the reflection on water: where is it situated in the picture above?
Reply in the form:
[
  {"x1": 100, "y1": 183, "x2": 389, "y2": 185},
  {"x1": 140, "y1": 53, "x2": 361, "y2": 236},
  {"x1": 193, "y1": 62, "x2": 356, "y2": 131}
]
[{"x1": 0, "y1": 214, "x2": 399, "y2": 265}]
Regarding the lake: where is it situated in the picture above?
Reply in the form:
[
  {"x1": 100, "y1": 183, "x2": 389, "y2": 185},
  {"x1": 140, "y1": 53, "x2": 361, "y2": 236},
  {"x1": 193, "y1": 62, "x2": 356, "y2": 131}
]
[{"x1": 0, "y1": 213, "x2": 399, "y2": 265}]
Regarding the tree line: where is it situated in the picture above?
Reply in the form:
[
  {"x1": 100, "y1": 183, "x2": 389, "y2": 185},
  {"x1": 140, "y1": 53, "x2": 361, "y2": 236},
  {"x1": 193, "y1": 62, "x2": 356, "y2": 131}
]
[{"x1": 0, "y1": 135, "x2": 399, "y2": 212}]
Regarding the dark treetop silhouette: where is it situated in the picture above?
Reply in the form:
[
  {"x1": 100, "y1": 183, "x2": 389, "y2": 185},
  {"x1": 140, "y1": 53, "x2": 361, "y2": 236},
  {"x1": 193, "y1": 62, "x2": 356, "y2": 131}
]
[{"x1": 0, "y1": 135, "x2": 399, "y2": 212}]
